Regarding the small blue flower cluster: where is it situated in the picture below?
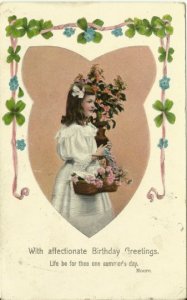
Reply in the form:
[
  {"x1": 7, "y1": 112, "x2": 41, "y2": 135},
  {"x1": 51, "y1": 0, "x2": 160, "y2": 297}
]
[
  {"x1": 159, "y1": 76, "x2": 170, "y2": 90},
  {"x1": 111, "y1": 28, "x2": 123, "y2": 37},
  {"x1": 16, "y1": 139, "x2": 26, "y2": 151},
  {"x1": 9, "y1": 75, "x2": 19, "y2": 91},
  {"x1": 63, "y1": 27, "x2": 75, "y2": 37},
  {"x1": 84, "y1": 28, "x2": 95, "y2": 42},
  {"x1": 104, "y1": 147, "x2": 118, "y2": 172},
  {"x1": 158, "y1": 138, "x2": 168, "y2": 149}
]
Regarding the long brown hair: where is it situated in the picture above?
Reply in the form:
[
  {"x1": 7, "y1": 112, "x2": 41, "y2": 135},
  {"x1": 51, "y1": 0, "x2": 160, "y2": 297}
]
[{"x1": 61, "y1": 84, "x2": 95, "y2": 126}]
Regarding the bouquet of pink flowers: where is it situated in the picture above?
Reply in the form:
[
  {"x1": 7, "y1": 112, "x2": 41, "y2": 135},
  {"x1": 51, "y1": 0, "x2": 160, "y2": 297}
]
[
  {"x1": 71, "y1": 165, "x2": 119, "y2": 189},
  {"x1": 71, "y1": 150, "x2": 132, "y2": 196}
]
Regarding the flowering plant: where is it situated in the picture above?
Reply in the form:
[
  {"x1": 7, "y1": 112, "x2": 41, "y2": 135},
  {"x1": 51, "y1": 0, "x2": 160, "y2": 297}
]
[
  {"x1": 71, "y1": 65, "x2": 127, "y2": 130},
  {"x1": 87, "y1": 64, "x2": 127, "y2": 129}
]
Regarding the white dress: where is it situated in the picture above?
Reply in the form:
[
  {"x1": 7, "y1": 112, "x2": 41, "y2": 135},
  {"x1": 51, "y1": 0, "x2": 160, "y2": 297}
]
[{"x1": 51, "y1": 122, "x2": 114, "y2": 237}]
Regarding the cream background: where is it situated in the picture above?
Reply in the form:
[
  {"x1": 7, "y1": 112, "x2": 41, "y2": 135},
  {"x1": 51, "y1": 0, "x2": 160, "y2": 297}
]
[{"x1": 0, "y1": 2, "x2": 186, "y2": 300}]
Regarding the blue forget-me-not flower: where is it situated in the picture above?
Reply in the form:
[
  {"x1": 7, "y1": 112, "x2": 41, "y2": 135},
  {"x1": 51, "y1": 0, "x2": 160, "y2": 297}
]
[
  {"x1": 16, "y1": 139, "x2": 26, "y2": 151},
  {"x1": 84, "y1": 28, "x2": 95, "y2": 42},
  {"x1": 9, "y1": 75, "x2": 19, "y2": 91},
  {"x1": 159, "y1": 76, "x2": 170, "y2": 90},
  {"x1": 111, "y1": 28, "x2": 123, "y2": 37},
  {"x1": 63, "y1": 27, "x2": 75, "y2": 37},
  {"x1": 158, "y1": 138, "x2": 168, "y2": 149}
]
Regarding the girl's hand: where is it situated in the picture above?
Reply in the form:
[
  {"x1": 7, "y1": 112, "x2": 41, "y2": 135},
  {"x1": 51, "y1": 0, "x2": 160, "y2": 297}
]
[
  {"x1": 95, "y1": 144, "x2": 107, "y2": 157},
  {"x1": 106, "y1": 141, "x2": 112, "y2": 150}
]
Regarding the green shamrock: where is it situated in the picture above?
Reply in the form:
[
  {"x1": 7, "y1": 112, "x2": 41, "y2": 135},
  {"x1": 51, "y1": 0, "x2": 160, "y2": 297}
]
[
  {"x1": 2, "y1": 98, "x2": 26, "y2": 126},
  {"x1": 153, "y1": 99, "x2": 176, "y2": 127},
  {"x1": 7, "y1": 46, "x2": 21, "y2": 63}
]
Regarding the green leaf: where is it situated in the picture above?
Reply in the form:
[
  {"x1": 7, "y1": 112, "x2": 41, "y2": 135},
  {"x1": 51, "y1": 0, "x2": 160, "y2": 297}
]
[
  {"x1": 14, "y1": 18, "x2": 25, "y2": 28},
  {"x1": 16, "y1": 113, "x2": 25, "y2": 126},
  {"x1": 2, "y1": 112, "x2": 14, "y2": 125},
  {"x1": 165, "y1": 112, "x2": 176, "y2": 124},
  {"x1": 12, "y1": 27, "x2": 26, "y2": 38},
  {"x1": 136, "y1": 25, "x2": 146, "y2": 35},
  {"x1": 167, "y1": 55, "x2": 173, "y2": 63},
  {"x1": 168, "y1": 48, "x2": 174, "y2": 55},
  {"x1": 15, "y1": 45, "x2": 21, "y2": 54},
  {"x1": 18, "y1": 87, "x2": 24, "y2": 98},
  {"x1": 159, "y1": 54, "x2": 166, "y2": 62},
  {"x1": 43, "y1": 20, "x2": 53, "y2": 29},
  {"x1": 92, "y1": 19, "x2": 104, "y2": 27},
  {"x1": 8, "y1": 46, "x2": 14, "y2": 54},
  {"x1": 167, "y1": 47, "x2": 174, "y2": 62},
  {"x1": 14, "y1": 54, "x2": 20, "y2": 62},
  {"x1": 38, "y1": 19, "x2": 44, "y2": 31},
  {"x1": 22, "y1": 17, "x2": 28, "y2": 28},
  {"x1": 111, "y1": 119, "x2": 116, "y2": 128},
  {"x1": 93, "y1": 32, "x2": 102, "y2": 43},
  {"x1": 125, "y1": 27, "x2": 135, "y2": 38},
  {"x1": 153, "y1": 100, "x2": 164, "y2": 111},
  {"x1": 158, "y1": 47, "x2": 166, "y2": 61},
  {"x1": 162, "y1": 14, "x2": 172, "y2": 22},
  {"x1": 27, "y1": 19, "x2": 40, "y2": 37},
  {"x1": 6, "y1": 98, "x2": 15, "y2": 111},
  {"x1": 154, "y1": 113, "x2": 163, "y2": 127},
  {"x1": 155, "y1": 28, "x2": 166, "y2": 38},
  {"x1": 6, "y1": 25, "x2": 13, "y2": 36},
  {"x1": 134, "y1": 18, "x2": 143, "y2": 26},
  {"x1": 151, "y1": 16, "x2": 164, "y2": 27},
  {"x1": 125, "y1": 18, "x2": 133, "y2": 23},
  {"x1": 77, "y1": 32, "x2": 87, "y2": 44},
  {"x1": 164, "y1": 99, "x2": 173, "y2": 111},
  {"x1": 41, "y1": 31, "x2": 53, "y2": 39},
  {"x1": 28, "y1": 19, "x2": 39, "y2": 27},
  {"x1": 15, "y1": 100, "x2": 26, "y2": 112},
  {"x1": 158, "y1": 47, "x2": 165, "y2": 54},
  {"x1": 165, "y1": 25, "x2": 173, "y2": 35},
  {"x1": 77, "y1": 18, "x2": 88, "y2": 31},
  {"x1": 17, "y1": 29, "x2": 26, "y2": 37},
  {"x1": 144, "y1": 28, "x2": 152, "y2": 36},
  {"x1": 142, "y1": 19, "x2": 150, "y2": 27},
  {"x1": 6, "y1": 55, "x2": 13, "y2": 63},
  {"x1": 151, "y1": 16, "x2": 161, "y2": 27},
  {"x1": 8, "y1": 15, "x2": 17, "y2": 23},
  {"x1": 27, "y1": 29, "x2": 38, "y2": 38}
]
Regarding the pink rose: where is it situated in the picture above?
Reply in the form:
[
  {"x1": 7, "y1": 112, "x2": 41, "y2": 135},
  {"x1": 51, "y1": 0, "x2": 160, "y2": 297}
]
[
  {"x1": 106, "y1": 166, "x2": 112, "y2": 172},
  {"x1": 97, "y1": 167, "x2": 105, "y2": 175},
  {"x1": 106, "y1": 176, "x2": 114, "y2": 185},
  {"x1": 95, "y1": 179, "x2": 103, "y2": 188}
]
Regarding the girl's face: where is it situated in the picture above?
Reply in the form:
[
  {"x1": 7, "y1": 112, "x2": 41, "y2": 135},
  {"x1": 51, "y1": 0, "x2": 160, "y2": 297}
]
[{"x1": 81, "y1": 94, "x2": 96, "y2": 118}]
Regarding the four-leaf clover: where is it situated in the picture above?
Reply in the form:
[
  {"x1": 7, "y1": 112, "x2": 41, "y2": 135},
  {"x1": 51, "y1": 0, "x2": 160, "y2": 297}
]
[
  {"x1": 153, "y1": 99, "x2": 176, "y2": 127},
  {"x1": 2, "y1": 98, "x2": 26, "y2": 126}
]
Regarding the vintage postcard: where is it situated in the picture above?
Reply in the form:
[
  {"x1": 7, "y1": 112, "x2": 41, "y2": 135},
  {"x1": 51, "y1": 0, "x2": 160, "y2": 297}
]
[{"x1": 0, "y1": 2, "x2": 186, "y2": 299}]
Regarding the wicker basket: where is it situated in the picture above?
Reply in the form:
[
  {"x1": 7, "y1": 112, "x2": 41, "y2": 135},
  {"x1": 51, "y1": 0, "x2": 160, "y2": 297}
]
[
  {"x1": 100, "y1": 182, "x2": 118, "y2": 192},
  {"x1": 73, "y1": 181, "x2": 98, "y2": 195},
  {"x1": 73, "y1": 180, "x2": 118, "y2": 195}
]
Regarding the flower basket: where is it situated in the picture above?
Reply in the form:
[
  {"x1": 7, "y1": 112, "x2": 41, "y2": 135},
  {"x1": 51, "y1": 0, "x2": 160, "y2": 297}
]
[
  {"x1": 73, "y1": 181, "x2": 98, "y2": 195},
  {"x1": 73, "y1": 180, "x2": 119, "y2": 196}
]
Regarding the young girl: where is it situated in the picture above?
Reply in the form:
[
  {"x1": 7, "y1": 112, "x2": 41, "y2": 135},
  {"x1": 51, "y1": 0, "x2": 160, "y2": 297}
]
[{"x1": 51, "y1": 82, "x2": 114, "y2": 237}]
